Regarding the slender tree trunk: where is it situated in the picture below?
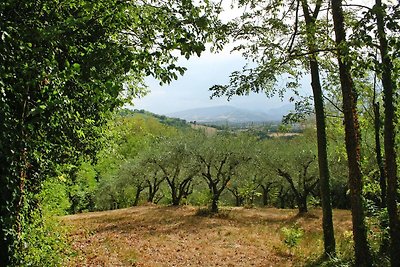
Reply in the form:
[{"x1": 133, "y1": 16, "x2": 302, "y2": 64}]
[
  {"x1": 373, "y1": 102, "x2": 386, "y2": 208},
  {"x1": 310, "y1": 59, "x2": 336, "y2": 256},
  {"x1": 0, "y1": 173, "x2": 14, "y2": 266},
  {"x1": 235, "y1": 195, "x2": 243, "y2": 207},
  {"x1": 331, "y1": 1, "x2": 371, "y2": 265},
  {"x1": 375, "y1": 1, "x2": 400, "y2": 265},
  {"x1": 228, "y1": 188, "x2": 243, "y2": 207},
  {"x1": 133, "y1": 186, "x2": 143, "y2": 206},
  {"x1": 300, "y1": 0, "x2": 336, "y2": 255}
]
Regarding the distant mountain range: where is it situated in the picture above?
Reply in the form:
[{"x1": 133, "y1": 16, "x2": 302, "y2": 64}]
[{"x1": 167, "y1": 105, "x2": 293, "y2": 123}]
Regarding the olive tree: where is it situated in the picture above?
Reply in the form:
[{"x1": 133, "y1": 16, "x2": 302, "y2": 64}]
[
  {"x1": 148, "y1": 134, "x2": 200, "y2": 206},
  {"x1": 265, "y1": 135, "x2": 319, "y2": 213},
  {"x1": 194, "y1": 134, "x2": 253, "y2": 212}
]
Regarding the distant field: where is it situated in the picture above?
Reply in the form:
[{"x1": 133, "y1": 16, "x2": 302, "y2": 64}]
[
  {"x1": 268, "y1": 133, "x2": 302, "y2": 138},
  {"x1": 63, "y1": 206, "x2": 352, "y2": 267},
  {"x1": 190, "y1": 124, "x2": 218, "y2": 136}
]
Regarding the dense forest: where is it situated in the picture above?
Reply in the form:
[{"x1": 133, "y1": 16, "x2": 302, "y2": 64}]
[{"x1": 1, "y1": 0, "x2": 399, "y2": 266}]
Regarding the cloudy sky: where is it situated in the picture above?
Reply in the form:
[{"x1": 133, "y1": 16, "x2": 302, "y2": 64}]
[{"x1": 131, "y1": 1, "x2": 307, "y2": 116}]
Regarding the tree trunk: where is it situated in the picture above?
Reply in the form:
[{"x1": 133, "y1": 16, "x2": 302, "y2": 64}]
[
  {"x1": 298, "y1": 195, "x2": 308, "y2": 213},
  {"x1": 300, "y1": 0, "x2": 336, "y2": 255},
  {"x1": 211, "y1": 194, "x2": 219, "y2": 213},
  {"x1": 373, "y1": 102, "x2": 386, "y2": 208},
  {"x1": 331, "y1": 0, "x2": 371, "y2": 265},
  {"x1": 278, "y1": 186, "x2": 286, "y2": 209},
  {"x1": 147, "y1": 184, "x2": 155, "y2": 203},
  {"x1": 261, "y1": 186, "x2": 269, "y2": 206},
  {"x1": 309, "y1": 49, "x2": 336, "y2": 257},
  {"x1": 0, "y1": 174, "x2": 14, "y2": 266},
  {"x1": 133, "y1": 186, "x2": 143, "y2": 206},
  {"x1": 228, "y1": 187, "x2": 243, "y2": 207},
  {"x1": 375, "y1": 1, "x2": 400, "y2": 265},
  {"x1": 171, "y1": 186, "x2": 180, "y2": 206},
  {"x1": 236, "y1": 195, "x2": 244, "y2": 207}
]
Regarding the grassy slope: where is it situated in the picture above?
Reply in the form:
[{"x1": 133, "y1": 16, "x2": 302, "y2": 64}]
[{"x1": 63, "y1": 206, "x2": 353, "y2": 266}]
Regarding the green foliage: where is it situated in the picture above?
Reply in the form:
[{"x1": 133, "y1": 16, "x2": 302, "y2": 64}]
[
  {"x1": 13, "y1": 210, "x2": 70, "y2": 266},
  {"x1": 194, "y1": 133, "x2": 255, "y2": 212},
  {"x1": 126, "y1": 109, "x2": 190, "y2": 129},
  {"x1": 93, "y1": 115, "x2": 180, "y2": 210},
  {"x1": 0, "y1": 0, "x2": 224, "y2": 262},
  {"x1": 187, "y1": 186, "x2": 213, "y2": 206},
  {"x1": 68, "y1": 163, "x2": 97, "y2": 213},
  {"x1": 260, "y1": 132, "x2": 319, "y2": 212},
  {"x1": 281, "y1": 225, "x2": 304, "y2": 250},
  {"x1": 40, "y1": 177, "x2": 71, "y2": 216}
]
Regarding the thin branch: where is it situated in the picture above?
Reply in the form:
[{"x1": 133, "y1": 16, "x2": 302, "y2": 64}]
[
  {"x1": 287, "y1": 0, "x2": 300, "y2": 53},
  {"x1": 361, "y1": 102, "x2": 374, "y2": 121},
  {"x1": 323, "y1": 94, "x2": 343, "y2": 113},
  {"x1": 342, "y1": 4, "x2": 372, "y2": 10},
  {"x1": 312, "y1": 0, "x2": 323, "y2": 19},
  {"x1": 288, "y1": 47, "x2": 336, "y2": 59}
]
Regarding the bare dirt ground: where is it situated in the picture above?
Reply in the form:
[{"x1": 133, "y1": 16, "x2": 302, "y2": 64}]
[{"x1": 62, "y1": 205, "x2": 352, "y2": 267}]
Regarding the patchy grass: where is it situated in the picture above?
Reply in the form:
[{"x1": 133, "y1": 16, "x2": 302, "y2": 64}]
[{"x1": 62, "y1": 206, "x2": 352, "y2": 266}]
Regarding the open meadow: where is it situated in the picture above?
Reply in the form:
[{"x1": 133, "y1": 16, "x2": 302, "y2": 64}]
[{"x1": 63, "y1": 206, "x2": 353, "y2": 267}]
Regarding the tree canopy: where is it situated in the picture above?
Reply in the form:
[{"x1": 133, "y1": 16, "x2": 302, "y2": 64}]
[{"x1": 0, "y1": 0, "x2": 223, "y2": 264}]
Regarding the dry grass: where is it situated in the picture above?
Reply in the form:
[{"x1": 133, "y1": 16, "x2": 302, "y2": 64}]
[{"x1": 62, "y1": 205, "x2": 352, "y2": 267}]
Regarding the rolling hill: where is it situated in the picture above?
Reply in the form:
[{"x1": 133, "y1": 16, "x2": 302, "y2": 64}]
[{"x1": 168, "y1": 105, "x2": 292, "y2": 123}]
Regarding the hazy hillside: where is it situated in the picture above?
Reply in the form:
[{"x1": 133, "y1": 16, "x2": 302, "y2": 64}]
[
  {"x1": 168, "y1": 105, "x2": 293, "y2": 123},
  {"x1": 120, "y1": 108, "x2": 190, "y2": 129}
]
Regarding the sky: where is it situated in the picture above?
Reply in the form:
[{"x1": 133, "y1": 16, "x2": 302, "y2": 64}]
[
  {"x1": 130, "y1": 0, "x2": 388, "y2": 116},
  {"x1": 131, "y1": 51, "x2": 298, "y2": 115},
  {"x1": 130, "y1": 1, "x2": 307, "y2": 116}
]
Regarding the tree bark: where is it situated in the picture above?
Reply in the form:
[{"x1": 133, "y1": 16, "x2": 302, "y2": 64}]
[
  {"x1": 147, "y1": 175, "x2": 163, "y2": 203},
  {"x1": 298, "y1": 196, "x2": 308, "y2": 213},
  {"x1": 0, "y1": 173, "x2": 15, "y2": 266},
  {"x1": 211, "y1": 194, "x2": 219, "y2": 213},
  {"x1": 147, "y1": 184, "x2": 155, "y2": 203},
  {"x1": 331, "y1": 0, "x2": 371, "y2": 265},
  {"x1": 261, "y1": 183, "x2": 273, "y2": 206},
  {"x1": 373, "y1": 102, "x2": 386, "y2": 208},
  {"x1": 278, "y1": 186, "x2": 288, "y2": 209},
  {"x1": 300, "y1": 0, "x2": 336, "y2": 254},
  {"x1": 133, "y1": 186, "x2": 144, "y2": 206},
  {"x1": 374, "y1": 1, "x2": 400, "y2": 265},
  {"x1": 171, "y1": 185, "x2": 179, "y2": 206}
]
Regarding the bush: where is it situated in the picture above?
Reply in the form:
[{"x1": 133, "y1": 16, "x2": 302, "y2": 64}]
[
  {"x1": 13, "y1": 209, "x2": 71, "y2": 266},
  {"x1": 281, "y1": 225, "x2": 304, "y2": 250},
  {"x1": 41, "y1": 177, "x2": 71, "y2": 216}
]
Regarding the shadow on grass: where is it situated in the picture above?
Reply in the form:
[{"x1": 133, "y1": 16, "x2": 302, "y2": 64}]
[
  {"x1": 303, "y1": 253, "x2": 354, "y2": 267},
  {"x1": 81, "y1": 206, "x2": 326, "y2": 238}
]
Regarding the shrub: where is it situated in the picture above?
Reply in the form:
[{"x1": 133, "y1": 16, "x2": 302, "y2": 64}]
[{"x1": 281, "y1": 225, "x2": 304, "y2": 250}]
